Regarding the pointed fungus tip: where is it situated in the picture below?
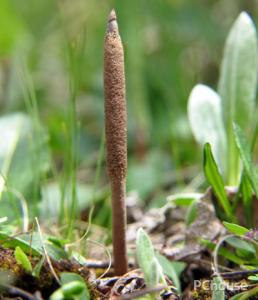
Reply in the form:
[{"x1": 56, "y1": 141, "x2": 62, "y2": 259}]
[
  {"x1": 109, "y1": 9, "x2": 116, "y2": 22},
  {"x1": 107, "y1": 9, "x2": 118, "y2": 33}
]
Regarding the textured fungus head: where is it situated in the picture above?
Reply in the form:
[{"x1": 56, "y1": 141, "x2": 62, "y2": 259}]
[{"x1": 104, "y1": 10, "x2": 127, "y2": 181}]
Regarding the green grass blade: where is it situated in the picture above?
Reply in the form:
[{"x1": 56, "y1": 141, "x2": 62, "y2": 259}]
[
  {"x1": 32, "y1": 255, "x2": 45, "y2": 278},
  {"x1": 201, "y1": 239, "x2": 246, "y2": 265},
  {"x1": 203, "y1": 143, "x2": 232, "y2": 218},
  {"x1": 233, "y1": 123, "x2": 258, "y2": 198},
  {"x1": 240, "y1": 172, "x2": 253, "y2": 227}
]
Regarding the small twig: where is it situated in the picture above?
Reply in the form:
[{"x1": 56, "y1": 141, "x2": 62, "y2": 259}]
[
  {"x1": 85, "y1": 260, "x2": 134, "y2": 270},
  {"x1": 197, "y1": 258, "x2": 233, "y2": 272},
  {"x1": 95, "y1": 276, "x2": 119, "y2": 287},
  {"x1": 118, "y1": 285, "x2": 166, "y2": 299},
  {"x1": 217, "y1": 268, "x2": 258, "y2": 279},
  {"x1": 29, "y1": 221, "x2": 35, "y2": 259},
  {"x1": 85, "y1": 260, "x2": 112, "y2": 269},
  {"x1": 85, "y1": 238, "x2": 112, "y2": 282},
  {"x1": 34, "y1": 291, "x2": 44, "y2": 300},
  {"x1": 65, "y1": 206, "x2": 94, "y2": 248},
  {"x1": 0, "y1": 284, "x2": 37, "y2": 300}
]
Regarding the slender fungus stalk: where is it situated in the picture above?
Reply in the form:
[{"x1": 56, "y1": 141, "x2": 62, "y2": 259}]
[{"x1": 104, "y1": 10, "x2": 128, "y2": 275}]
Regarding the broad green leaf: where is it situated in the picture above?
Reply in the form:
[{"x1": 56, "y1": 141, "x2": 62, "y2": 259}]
[
  {"x1": 212, "y1": 276, "x2": 225, "y2": 300},
  {"x1": 45, "y1": 243, "x2": 67, "y2": 261},
  {"x1": 227, "y1": 237, "x2": 256, "y2": 256},
  {"x1": 185, "y1": 199, "x2": 198, "y2": 226},
  {"x1": 0, "y1": 231, "x2": 67, "y2": 260},
  {"x1": 248, "y1": 275, "x2": 258, "y2": 281},
  {"x1": 0, "y1": 231, "x2": 41, "y2": 256},
  {"x1": 136, "y1": 228, "x2": 157, "y2": 286},
  {"x1": 0, "y1": 113, "x2": 50, "y2": 202},
  {"x1": 60, "y1": 272, "x2": 90, "y2": 300},
  {"x1": 223, "y1": 222, "x2": 249, "y2": 236},
  {"x1": 14, "y1": 246, "x2": 32, "y2": 273},
  {"x1": 218, "y1": 12, "x2": 258, "y2": 185},
  {"x1": 0, "y1": 113, "x2": 28, "y2": 196},
  {"x1": 188, "y1": 84, "x2": 226, "y2": 172},
  {"x1": 167, "y1": 193, "x2": 202, "y2": 206},
  {"x1": 127, "y1": 151, "x2": 165, "y2": 201},
  {"x1": 148, "y1": 258, "x2": 161, "y2": 287},
  {"x1": 39, "y1": 182, "x2": 101, "y2": 222},
  {"x1": 203, "y1": 143, "x2": 232, "y2": 218},
  {"x1": 50, "y1": 282, "x2": 85, "y2": 300},
  {"x1": 50, "y1": 272, "x2": 90, "y2": 300},
  {"x1": 50, "y1": 289, "x2": 63, "y2": 300},
  {"x1": 0, "y1": 190, "x2": 29, "y2": 229},
  {"x1": 62, "y1": 282, "x2": 85, "y2": 297},
  {"x1": 61, "y1": 272, "x2": 85, "y2": 285},
  {"x1": 233, "y1": 123, "x2": 258, "y2": 197},
  {"x1": 155, "y1": 253, "x2": 185, "y2": 292}
]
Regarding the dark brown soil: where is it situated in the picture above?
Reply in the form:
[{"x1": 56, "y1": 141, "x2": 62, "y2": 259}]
[{"x1": 0, "y1": 246, "x2": 91, "y2": 299}]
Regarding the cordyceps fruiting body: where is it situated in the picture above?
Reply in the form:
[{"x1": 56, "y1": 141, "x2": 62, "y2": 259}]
[{"x1": 104, "y1": 9, "x2": 128, "y2": 275}]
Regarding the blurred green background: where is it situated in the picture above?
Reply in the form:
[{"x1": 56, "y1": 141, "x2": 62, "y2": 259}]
[{"x1": 0, "y1": 0, "x2": 257, "y2": 226}]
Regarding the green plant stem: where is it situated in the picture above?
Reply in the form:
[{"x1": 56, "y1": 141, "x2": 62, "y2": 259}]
[
  {"x1": 92, "y1": 129, "x2": 105, "y2": 204},
  {"x1": 66, "y1": 87, "x2": 78, "y2": 239}
]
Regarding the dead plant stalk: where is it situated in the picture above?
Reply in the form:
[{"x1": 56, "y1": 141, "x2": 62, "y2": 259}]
[{"x1": 104, "y1": 9, "x2": 128, "y2": 275}]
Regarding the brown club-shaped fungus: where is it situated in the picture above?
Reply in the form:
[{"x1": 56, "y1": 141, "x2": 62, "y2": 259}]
[{"x1": 104, "y1": 10, "x2": 128, "y2": 275}]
